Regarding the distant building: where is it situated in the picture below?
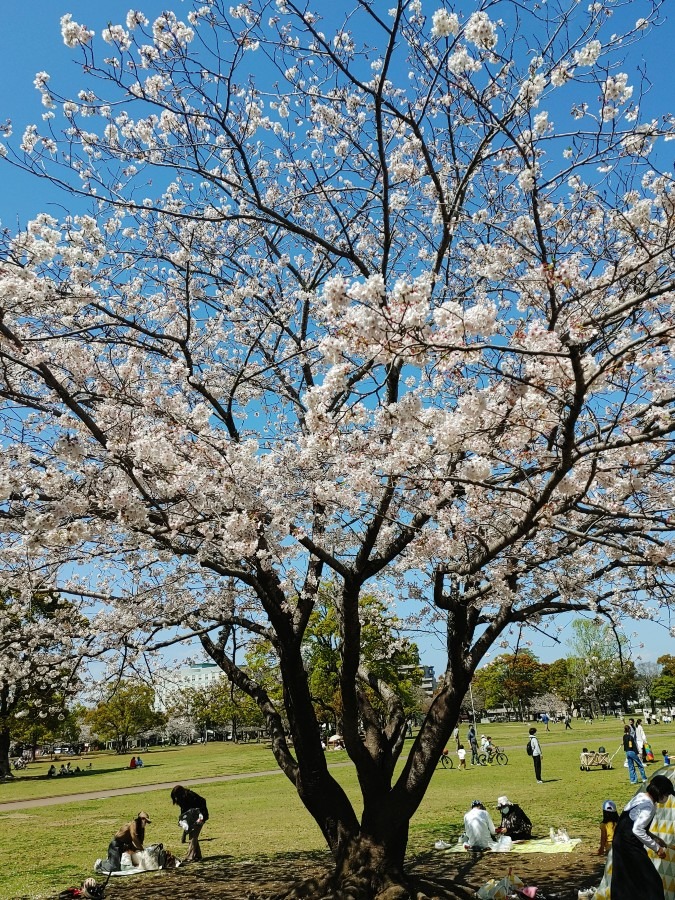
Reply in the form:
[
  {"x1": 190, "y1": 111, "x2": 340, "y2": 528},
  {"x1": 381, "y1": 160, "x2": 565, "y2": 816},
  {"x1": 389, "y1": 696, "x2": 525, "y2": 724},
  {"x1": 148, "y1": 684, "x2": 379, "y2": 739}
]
[
  {"x1": 155, "y1": 662, "x2": 225, "y2": 710},
  {"x1": 420, "y1": 665, "x2": 436, "y2": 697},
  {"x1": 179, "y1": 662, "x2": 225, "y2": 691},
  {"x1": 399, "y1": 664, "x2": 436, "y2": 697}
]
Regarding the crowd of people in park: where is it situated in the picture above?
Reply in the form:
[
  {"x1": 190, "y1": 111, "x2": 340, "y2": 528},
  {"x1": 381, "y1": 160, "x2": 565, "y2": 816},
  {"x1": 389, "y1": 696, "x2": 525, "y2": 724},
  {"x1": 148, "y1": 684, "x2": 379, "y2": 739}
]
[
  {"x1": 447, "y1": 715, "x2": 675, "y2": 900},
  {"x1": 46, "y1": 762, "x2": 90, "y2": 777},
  {"x1": 65, "y1": 713, "x2": 675, "y2": 899}
]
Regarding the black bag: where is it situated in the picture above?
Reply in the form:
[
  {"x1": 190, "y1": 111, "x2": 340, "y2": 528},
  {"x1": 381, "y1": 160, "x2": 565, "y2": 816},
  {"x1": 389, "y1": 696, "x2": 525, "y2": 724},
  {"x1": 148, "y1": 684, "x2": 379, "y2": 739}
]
[
  {"x1": 178, "y1": 807, "x2": 205, "y2": 840},
  {"x1": 526, "y1": 739, "x2": 533, "y2": 756}
]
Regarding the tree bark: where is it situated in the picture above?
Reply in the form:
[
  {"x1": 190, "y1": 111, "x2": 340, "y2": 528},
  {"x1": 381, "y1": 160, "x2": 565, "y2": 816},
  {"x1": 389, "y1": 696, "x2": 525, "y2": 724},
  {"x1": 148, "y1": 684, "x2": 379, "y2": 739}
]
[{"x1": 0, "y1": 726, "x2": 11, "y2": 778}]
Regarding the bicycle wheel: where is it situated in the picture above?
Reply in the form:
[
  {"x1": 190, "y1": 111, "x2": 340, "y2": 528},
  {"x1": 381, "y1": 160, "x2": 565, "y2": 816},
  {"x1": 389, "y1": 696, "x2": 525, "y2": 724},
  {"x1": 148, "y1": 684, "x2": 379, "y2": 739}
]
[
  {"x1": 441, "y1": 753, "x2": 453, "y2": 769},
  {"x1": 496, "y1": 751, "x2": 508, "y2": 766},
  {"x1": 477, "y1": 753, "x2": 487, "y2": 766}
]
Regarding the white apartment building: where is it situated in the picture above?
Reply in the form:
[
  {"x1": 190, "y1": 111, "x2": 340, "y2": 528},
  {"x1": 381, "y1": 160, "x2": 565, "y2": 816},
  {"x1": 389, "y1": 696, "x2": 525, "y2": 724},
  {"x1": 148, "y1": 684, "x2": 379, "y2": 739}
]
[{"x1": 155, "y1": 661, "x2": 225, "y2": 710}]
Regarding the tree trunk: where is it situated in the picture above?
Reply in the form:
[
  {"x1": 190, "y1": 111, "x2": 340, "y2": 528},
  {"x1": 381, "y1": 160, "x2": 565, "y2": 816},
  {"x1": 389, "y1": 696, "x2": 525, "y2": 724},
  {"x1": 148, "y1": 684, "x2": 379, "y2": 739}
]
[
  {"x1": 0, "y1": 726, "x2": 11, "y2": 778},
  {"x1": 271, "y1": 827, "x2": 473, "y2": 900},
  {"x1": 272, "y1": 829, "x2": 414, "y2": 900}
]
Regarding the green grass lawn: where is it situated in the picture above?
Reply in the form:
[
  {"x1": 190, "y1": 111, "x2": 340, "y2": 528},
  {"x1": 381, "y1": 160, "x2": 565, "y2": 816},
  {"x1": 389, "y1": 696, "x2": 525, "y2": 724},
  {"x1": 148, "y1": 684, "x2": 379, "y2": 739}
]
[
  {"x1": 0, "y1": 743, "x2": 279, "y2": 802},
  {"x1": 2, "y1": 721, "x2": 673, "y2": 899}
]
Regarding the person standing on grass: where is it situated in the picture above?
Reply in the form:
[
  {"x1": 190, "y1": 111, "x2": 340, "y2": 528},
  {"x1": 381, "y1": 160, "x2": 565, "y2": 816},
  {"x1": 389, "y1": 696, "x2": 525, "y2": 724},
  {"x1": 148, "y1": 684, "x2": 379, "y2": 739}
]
[
  {"x1": 623, "y1": 725, "x2": 647, "y2": 785},
  {"x1": 610, "y1": 774, "x2": 674, "y2": 900},
  {"x1": 171, "y1": 784, "x2": 209, "y2": 863},
  {"x1": 457, "y1": 744, "x2": 467, "y2": 770},
  {"x1": 528, "y1": 727, "x2": 543, "y2": 783},
  {"x1": 564, "y1": 713, "x2": 572, "y2": 730},
  {"x1": 636, "y1": 719, "x2": 648, "y2": 761},
  {"x1": 468, "y1": 724, "x2": 479, "y2": 766}
]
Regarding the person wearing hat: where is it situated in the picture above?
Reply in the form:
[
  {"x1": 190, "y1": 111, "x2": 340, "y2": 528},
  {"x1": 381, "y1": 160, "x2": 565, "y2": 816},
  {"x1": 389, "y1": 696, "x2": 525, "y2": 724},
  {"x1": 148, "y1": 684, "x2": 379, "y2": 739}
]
[
  {"x1": 95, "y1": 811, "x2": 151, "y2": 873},
  {"x1": 463, "y1": 800, "x2": 497, "y2": 851},
  {"x1": 495, "y1": 796, "x2": 532, "y2": 840},
  {"x1": 610, "y1": 774, "x2": 675, "y2": 900},
  {"x1": 598, "y1": 799, "x2": 619, "y2": 855}
]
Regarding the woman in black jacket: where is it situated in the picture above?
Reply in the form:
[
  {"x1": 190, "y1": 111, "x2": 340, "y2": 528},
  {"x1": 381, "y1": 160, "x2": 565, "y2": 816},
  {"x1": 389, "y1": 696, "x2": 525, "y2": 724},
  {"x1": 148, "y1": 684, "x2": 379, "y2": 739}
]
[
  {"x1": 495, "y1": 796, "x2": 532, "y2": 840},
  {"x1": 171, "y1": 785, "x2": 209, "y2": 862}
]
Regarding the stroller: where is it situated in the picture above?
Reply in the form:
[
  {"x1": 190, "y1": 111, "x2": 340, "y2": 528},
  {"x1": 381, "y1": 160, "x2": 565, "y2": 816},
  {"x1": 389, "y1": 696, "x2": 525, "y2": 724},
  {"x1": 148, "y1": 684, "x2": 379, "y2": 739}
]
[{"x1": 579, "y1": 745, "x2": 614, "y2": 771}]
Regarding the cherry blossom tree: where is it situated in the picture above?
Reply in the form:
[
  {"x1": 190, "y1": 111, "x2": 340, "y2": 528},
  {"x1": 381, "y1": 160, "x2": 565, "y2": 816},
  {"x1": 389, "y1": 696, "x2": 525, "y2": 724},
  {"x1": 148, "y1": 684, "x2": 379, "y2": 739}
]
[
  {"x1": 0, "y1": 0, "x2": 674, "y2": 895},
  {"x1": 0, "y1": 587, "x2": 87, "y2": 777}
]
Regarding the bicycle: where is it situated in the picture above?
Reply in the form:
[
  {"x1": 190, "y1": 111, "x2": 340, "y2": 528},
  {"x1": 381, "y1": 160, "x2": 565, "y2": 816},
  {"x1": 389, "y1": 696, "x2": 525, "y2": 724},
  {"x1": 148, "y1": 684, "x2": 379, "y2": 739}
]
[
  {"x1": 477, "y1": 745, "x2": 508, "y2": 766},
  {"x1": 438, "y1": 749, "x2": 454, "y2": 769}
]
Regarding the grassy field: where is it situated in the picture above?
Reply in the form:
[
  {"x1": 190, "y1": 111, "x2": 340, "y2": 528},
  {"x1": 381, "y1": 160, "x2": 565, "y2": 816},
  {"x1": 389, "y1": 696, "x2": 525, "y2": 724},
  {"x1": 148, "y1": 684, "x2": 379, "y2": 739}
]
[{"x1": 1, "y1": 720, "x2": 673, "y2": 899}]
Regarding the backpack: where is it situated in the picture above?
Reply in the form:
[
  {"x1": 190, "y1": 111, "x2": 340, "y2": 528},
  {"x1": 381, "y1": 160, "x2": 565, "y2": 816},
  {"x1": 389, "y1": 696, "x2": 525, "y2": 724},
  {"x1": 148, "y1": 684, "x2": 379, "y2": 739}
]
[{"x1": 526, "y1": 738, "x2": 533, "y2": 756}]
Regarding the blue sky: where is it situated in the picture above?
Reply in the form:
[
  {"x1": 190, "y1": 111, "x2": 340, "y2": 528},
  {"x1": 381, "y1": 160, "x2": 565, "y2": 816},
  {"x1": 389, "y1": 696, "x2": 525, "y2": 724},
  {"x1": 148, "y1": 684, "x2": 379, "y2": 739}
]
[{"x1": 0, "y1": 1, "x2": 674, "y2": 672}]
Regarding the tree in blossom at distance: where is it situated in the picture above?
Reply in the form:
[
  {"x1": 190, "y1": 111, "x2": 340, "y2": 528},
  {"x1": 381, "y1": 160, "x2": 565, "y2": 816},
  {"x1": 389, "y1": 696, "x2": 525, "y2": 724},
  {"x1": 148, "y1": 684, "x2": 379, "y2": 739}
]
[
  {"x1": 0, "y1": 0, "x2": 674, "y2": 895},
  {"x1": 0, "y1": 588, "x2": 86, "y2": 777}
]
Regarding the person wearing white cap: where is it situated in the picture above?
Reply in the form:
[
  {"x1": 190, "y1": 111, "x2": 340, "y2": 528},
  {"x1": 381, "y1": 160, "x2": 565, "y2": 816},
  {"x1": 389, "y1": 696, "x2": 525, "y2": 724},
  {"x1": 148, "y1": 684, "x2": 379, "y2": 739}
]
[
  {"x1": 463, "y1": 800, "x2": 497, "y2": 851},
  {"x1": 495, "y1": 796, "x2": 532, "y2": 840},
  {"x1": 598, "y1": 799, "x2": 619, "y2": 855}
]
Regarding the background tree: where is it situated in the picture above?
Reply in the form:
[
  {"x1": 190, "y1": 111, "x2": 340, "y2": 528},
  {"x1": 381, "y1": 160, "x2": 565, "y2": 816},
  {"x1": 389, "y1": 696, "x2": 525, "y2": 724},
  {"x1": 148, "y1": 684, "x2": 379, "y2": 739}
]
[
  {"x1": 11, "y1": 699, "x2": 82, "y2": 759},
  {"x1": 0, "y1": 590, "x2": 86, "y2": 776},
  {"x1": 303, "y1": 588, "x2": 424, "y2": 735},
  {"x1": 171, "y1": 678, "x2": 265, "y2": 741},
  {"x1": 652, "y1": 656, "x2": 675, "y2": 709},
  {"x1": 473, "y1": 651, "x2": 545, "y2": 719},
  {"x1": 565, "y1": 620, "x2": 637, "y2": 715},
  {"x1": 637, "y1": 662, "x2": 663, "y2": 714},
  {"x1": 543, "y1": 658, "x2": 578, "y2": 714},
  {"x1": 85, "y1": 682, "x2": 165, "y2": 752},
  {"x1": 0, "y1": 1, "x2": 674, "y2": 896}
]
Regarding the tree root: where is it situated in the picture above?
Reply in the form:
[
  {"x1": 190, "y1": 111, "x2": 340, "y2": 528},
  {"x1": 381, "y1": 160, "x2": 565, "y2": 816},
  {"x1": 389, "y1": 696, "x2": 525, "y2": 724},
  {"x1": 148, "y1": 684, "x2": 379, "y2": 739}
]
[{"x1": 260, "y1": 868, "x2": 475, "y2": 900}]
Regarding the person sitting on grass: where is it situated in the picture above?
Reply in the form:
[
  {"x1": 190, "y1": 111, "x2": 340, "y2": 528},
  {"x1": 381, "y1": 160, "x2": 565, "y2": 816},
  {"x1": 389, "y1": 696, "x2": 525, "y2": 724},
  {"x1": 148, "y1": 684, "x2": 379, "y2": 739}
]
[
  {"x1": 495, "y1": 796, "x2": 532, "y2": 840},
  {"x1": 463, "y1": 800, "x2": 497, "y2": 851},
  {"x1": 662, "y1": 750, "x2": 670, "y2": 766},
  {"x1": 129, "y1": 756, "x2": 137, "y2": 769},
  {"x1": 95, "y1": 811, "x2": 151, "y2": 874}
]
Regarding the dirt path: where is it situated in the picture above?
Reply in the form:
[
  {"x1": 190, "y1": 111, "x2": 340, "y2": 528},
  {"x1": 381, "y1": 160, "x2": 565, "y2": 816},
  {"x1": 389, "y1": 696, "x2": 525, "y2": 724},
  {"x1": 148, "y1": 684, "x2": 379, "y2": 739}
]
[{"x1": 0, "y1": 764, "x2": 353, "y2": 812}]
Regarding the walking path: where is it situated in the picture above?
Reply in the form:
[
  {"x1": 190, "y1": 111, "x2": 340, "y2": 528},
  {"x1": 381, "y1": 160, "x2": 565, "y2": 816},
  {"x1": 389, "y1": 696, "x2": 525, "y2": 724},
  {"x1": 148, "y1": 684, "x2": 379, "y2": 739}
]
[{"x1": 0, "y1": 764, "x2": 352, "y2": 812}]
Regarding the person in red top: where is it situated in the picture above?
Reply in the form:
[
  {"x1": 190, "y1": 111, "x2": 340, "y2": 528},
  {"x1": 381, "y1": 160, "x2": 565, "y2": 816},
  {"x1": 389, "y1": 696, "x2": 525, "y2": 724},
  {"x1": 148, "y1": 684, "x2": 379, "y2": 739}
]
[{"x1": 129, "y1": 756, "x2": 137, "y2": 769}]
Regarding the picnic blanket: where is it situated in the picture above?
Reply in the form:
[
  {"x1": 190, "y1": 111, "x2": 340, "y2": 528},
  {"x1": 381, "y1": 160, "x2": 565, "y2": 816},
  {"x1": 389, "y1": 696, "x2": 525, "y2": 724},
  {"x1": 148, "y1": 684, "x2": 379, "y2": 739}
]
[{"x1": 441, "y1": 837, "x2": 581, "y2": 854}]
